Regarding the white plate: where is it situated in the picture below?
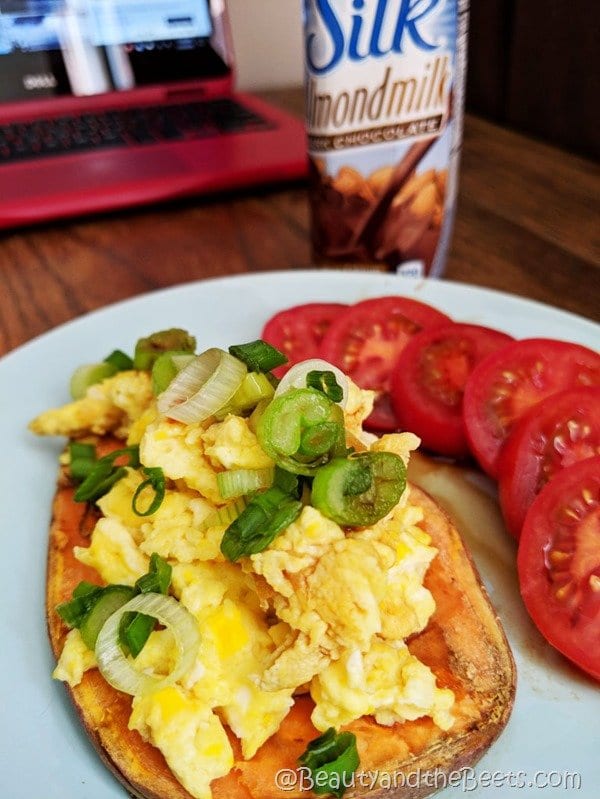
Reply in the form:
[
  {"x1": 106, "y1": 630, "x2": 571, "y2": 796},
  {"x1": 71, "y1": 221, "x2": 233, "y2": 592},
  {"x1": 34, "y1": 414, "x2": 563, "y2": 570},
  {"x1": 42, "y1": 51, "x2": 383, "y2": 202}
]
[{"x1": 0, "y1": 271, "x2": 598, "y2": 799}]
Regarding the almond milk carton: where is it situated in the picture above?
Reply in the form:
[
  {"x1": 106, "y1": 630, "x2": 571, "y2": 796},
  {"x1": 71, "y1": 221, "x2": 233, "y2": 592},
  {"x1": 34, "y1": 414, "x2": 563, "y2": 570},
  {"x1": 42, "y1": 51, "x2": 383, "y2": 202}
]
[{"x1": 304, "y1": 0, "x2": 469, "y2": 276}]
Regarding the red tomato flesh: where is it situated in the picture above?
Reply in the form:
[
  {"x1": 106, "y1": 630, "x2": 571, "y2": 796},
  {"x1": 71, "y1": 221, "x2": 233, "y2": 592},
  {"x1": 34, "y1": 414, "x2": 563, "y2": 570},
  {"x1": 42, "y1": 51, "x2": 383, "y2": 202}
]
[
  {"x1": 261, "y1": 303, "x2": 347, "y2": 377},
  {"x1": 390, "y1": 323, "x2": 513, "y2": 457},
  {"x1": 319, "y1": 296, "x2": 451, "y2": 431},
  {"x1": 517, "y1": 456, "x2": 600, "y2": 681},
  {"x1": 463, "y1": 339, "x2": 600, "y2": 477},
  {"x1": 499, "y1": 388, "x2": 600, "y2": 538}
]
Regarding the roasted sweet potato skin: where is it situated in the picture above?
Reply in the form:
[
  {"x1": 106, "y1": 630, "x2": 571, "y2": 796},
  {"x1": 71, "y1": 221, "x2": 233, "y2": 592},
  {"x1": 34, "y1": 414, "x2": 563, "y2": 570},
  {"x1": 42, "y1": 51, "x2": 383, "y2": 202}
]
[{"x1": 47, "y1": 463, "x2": 515, "y2": 799}]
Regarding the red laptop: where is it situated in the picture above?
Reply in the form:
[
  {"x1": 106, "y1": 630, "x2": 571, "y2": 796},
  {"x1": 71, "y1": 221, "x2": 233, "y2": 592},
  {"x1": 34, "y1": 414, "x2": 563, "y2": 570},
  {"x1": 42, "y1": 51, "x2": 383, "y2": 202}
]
[{"x1": 0, "y1": 0, "x2": 307, "y2": 230}]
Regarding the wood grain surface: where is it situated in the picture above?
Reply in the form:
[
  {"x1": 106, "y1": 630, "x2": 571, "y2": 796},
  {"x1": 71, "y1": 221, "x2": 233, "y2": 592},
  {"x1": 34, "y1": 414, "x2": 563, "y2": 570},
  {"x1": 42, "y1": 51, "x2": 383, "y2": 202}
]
[
  {"x1": 466, "y1": 1, "x2": 599, "y2": 161},
  {"x1": 0, "y1": 88, "x2": 598, "y2": 357}
]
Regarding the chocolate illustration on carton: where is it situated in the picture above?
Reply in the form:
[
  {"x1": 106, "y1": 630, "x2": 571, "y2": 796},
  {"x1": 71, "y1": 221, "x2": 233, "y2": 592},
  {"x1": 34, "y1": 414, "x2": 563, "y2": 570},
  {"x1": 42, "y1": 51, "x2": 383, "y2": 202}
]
[{"x1": 304, "y1": 0, "x2": 469, "y2": 276}]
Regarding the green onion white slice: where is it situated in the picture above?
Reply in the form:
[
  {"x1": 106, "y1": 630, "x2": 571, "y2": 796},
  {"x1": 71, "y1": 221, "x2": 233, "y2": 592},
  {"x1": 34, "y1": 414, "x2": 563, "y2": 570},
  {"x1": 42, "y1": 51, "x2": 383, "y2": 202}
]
[
  {"x1": 214, "y1": 372, "x2": 275, "y2": 420},
  {"x1": 274, "y1": 359, "x2": 349, "y2": 408},
  {"x1": 157, "y1": 348, "x2": 247, "y2": 424},
  {"x1": 217, "y1": 467, "x2": 274, "y2": 499},
  {"x1": 95, "y1": 593, "x2": 199, "y2": 696},
  {"x1": 199, "y1": 497, "x2": 248, "y2": 531},
  {"x1": 151, "y1": 351, "x2": 196, "y2": 395},
  {"x1": 170, "y1": 353, "x2": 196, "y2": 370}
]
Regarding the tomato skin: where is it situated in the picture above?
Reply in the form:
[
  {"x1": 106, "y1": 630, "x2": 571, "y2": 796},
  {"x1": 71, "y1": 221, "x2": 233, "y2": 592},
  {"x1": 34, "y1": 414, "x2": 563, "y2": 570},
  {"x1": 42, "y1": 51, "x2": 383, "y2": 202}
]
[
  {"x1": 319, "y1": 296, "x2": 452, "y2": 432},
  {"x1": 517, "y1": 456, "x2": 600, "y2": 681},
  {"x1": 261, "y1": 303, "x2": 348, "y2": 378},
  {"x1": 463, "y1": 339, "x2": 600, "y2": 477},
  {"x1": 499, "y1": 388, "x2": 600, "y2": 539},
  {"x1": 390, "y1": 323, "x2": 513, "y2": 457},
  {"x1": 366, "y1": 393, "x2": 399, "y2": 433}
]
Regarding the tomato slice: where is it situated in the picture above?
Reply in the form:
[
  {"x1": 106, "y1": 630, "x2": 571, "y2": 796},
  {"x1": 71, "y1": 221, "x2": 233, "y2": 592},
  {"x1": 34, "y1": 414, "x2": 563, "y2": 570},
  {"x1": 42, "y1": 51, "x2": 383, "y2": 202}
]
[
  {"x1": 261, "y1": 303, "x2": 347, "y2": 378},
  {"x1": 499, "y1": 388, "x2": 600, "y2": 538},
  {"x1": 517, "y1": 456, "x2": 600, "y2": 681},
  {"x1": 463, "y1": 339, "x2": 600, "y2": 477},
  {"x1": 319, "y1": 296, "x2": 452, "y2": 431},
  {"x1": 390, "y1": 323, "x2": 513, "y2": 457}
]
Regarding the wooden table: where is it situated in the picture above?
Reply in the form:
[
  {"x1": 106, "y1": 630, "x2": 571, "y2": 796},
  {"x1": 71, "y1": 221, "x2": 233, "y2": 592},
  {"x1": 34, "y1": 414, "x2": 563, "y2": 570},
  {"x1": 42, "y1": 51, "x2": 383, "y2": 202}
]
[{"x1": 0, "y1": 88, "x2": 598, "y2": 356}]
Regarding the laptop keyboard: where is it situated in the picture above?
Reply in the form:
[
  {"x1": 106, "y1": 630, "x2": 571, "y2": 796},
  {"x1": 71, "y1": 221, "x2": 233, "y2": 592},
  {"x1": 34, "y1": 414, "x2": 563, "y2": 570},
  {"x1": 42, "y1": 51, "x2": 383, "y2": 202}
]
[{"x1": 0, "y1": 98, "x2": 273, "y2": 164}]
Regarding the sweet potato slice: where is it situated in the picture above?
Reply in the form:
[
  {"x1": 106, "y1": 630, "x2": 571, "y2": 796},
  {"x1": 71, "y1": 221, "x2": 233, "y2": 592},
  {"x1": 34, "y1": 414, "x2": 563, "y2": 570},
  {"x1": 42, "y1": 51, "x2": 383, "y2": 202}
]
[{"x1": 47, "y1": 464, "x2": 515, "y2": 799}]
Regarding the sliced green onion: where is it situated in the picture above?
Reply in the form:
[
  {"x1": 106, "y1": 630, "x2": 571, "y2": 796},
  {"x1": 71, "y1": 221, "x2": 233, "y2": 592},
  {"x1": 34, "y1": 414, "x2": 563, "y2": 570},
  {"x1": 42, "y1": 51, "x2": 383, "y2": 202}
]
[
  {"x1": 257, "y1": 388, "x2": 346, "y2": 476},
  {"x1": 104, "y1": 350, "x2": 134, "y2": 371},
  {"x1": 216, "y1": 467, "x2": 274, "y2": 500},
  {"x1": 311, "y1": 452, "x2": 406, "y2": 527},
  {"x1": 74, "y1": 462, "x2": 125, "y2": 502},
  {"x1": 95, "y1": 593, "x2": 200, "y2": 696},
  {"x1": 69, "y1": 441, "x2": 97, "y2": 483},
  {"x1": 79, "y1": 585, "x2": 136, "y2": 650},
  {"x1": 220, "y1": 486, "x2": 302, "y2": 562},
  {"x1": 57, "y1": 554, "x2": 172, "y2": 658},
  {"x1": 135, "y1": 553, "x2": 172, "y2": 595},
  {"x1": 119, "y1": 613, "x2": 156, "y2": 658},
  {"x1": 248, "y1": 398, "x2": 271, "y2": 433},
  {"x1": 69, "y1": 442, "x2": 96, "y2": 461},
  {"x1": 151, "y1": 351, "x2": 196, "y2": 396},
  {"x1": 199, "y1": 497, "x2": 248, "y2": 530},
  {"x1": 56, "y1": 583, "x2": 104, "y2": 628},
  {"x1": 298, "y1": 728, "x2": 360, "y2": 798},
  {"x1": 134, "y1": 329, "x2": 196, "y2": 371},
  {"x1": 74, "y1": 446, "x2": 140, "y2": 503},
  {"x1": 273, "y1": 466, "x2": 301, "y2": 497},
  {"x1": 275, "y1": 360, "x2": 349, "y2": 408},
  {"x1": 69, "y1": 346, "x2": 136, "y2": 399},
  {"x1": 70, "y1": 362, "x2": 118, "y2": 400},
  {"x1": 73, "y1": 580, "x2": 103, "y2": 598},
  {"x1": 119, "y1": 552, "x2": 172, "y2": 657},
  {"x1": 306, "y1": 370, "x2": 344, "y2": 403},
  {"x1": 214, "y1": 372, "x2": 275, "y2": 420},
  {"x1": 228, "y1": 340, "x2": 287, "y2": 373},
  {"x1": 132, "y1": 466, "x2": 166, "y2": 516},
  {"x1": 298, "y1": 422, "x2": 341, "y2": 457},
  {"x1": 157, "y1": 348, "x2": 247, "y2": 424},
  {"x1": 171, "y1": 353, "x2": 196, "y2": 370}
]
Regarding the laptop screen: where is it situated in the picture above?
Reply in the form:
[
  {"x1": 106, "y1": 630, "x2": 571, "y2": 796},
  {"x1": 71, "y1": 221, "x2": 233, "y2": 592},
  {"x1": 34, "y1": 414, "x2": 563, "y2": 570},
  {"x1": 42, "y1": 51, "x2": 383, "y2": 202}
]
[{"x1": 0, "y1": 0, "x2": 232, "y2": 102}]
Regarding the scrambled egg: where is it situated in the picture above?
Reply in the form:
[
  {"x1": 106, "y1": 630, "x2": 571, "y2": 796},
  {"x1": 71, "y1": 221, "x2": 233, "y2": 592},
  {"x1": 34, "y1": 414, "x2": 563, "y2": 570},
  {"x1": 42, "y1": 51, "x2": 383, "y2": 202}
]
[
  {"x1": 52, "y1": 629, "x2": 97, "y2": 687},
  {"x1": 29, "y1": 371, "x2": 153, "y2": 439},
  {"x1": 74, "y1": 517, "x2": 149, "y2": 585},
  {"x1": 130, "y1": 688, "x2": 233, "y2": 799},
  {"x1": 311, "y1": 639, "x2": 454, "y2": 731},
  {"x1": 45, "y1": 370, "x2": 455, "y2": 799}
]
